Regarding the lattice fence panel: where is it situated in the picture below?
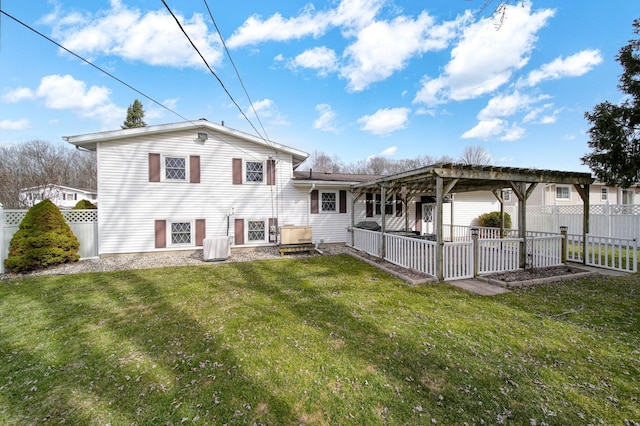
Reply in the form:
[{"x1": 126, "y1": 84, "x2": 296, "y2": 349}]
[
  {"x1": 3, "y1": 211, "x2": 27, "y2": 226},
  {"x1": 62, "y1": 209, "x2": 98, "y2": 223}
]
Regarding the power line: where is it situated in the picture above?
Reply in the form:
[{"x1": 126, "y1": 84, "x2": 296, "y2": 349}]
[
  {"x1": 161, "y1": 0, "x2": 268, "y2": 142},
  {"x1": 203, "y1": 0, "x2": 270, "y2": 141},
  {"x1": 0, "y1": 8, "x2": 192, "y2": 123},
  {"x1": 0, "y1": 7, "x2": 267, "y2": 161}
]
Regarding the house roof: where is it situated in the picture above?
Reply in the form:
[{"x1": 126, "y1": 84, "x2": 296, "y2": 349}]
[
  {"x1": 292, "y1": 170, "x2": 383, "y2": 186},
  {"x1": 63, "y1": 119, "x2": 310, "y2": 168},
  {"x1": 352, "y1": 163, "x2": 594, "y2": 196},
  {"x1": 20, "y1": 184, "x2": 97, "y2": 194}
]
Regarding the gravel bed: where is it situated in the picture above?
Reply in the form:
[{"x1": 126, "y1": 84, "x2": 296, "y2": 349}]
[{"x1": 0, "y1": 245, "x2": 352, "y2": 281}]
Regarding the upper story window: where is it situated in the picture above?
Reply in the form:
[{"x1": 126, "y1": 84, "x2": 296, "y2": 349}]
[
  {"x1": 503, "y1": 189, "x2": 512, "y2": 202},
  {"x1": 165, "y1": 156, "x2": 186, "y2": 180},
  {"x1": 556, "y1": 185, "x2": 570, "y2": 200},
  {"x1": 321, "y1": 191, "x2": 337, "y2": 212},
  {"x1": 622, "y1": 189, "x2": 634, "y2": 204},
  {"x1": 601, "y1": 187, "x2": 608, "y2": 201},
  {"x1": 246, "y1": 161, "x2": 264, "y2": 182}
]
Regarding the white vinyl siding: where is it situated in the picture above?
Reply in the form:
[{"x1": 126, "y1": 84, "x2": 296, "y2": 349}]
[{"x1": 95, "y1": 129, "x2": 303, "y2": 254}]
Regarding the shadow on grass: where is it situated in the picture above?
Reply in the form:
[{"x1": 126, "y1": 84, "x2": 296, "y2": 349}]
[{"x1": 0, "y1": 268, "x2": 296, "y2": 424}]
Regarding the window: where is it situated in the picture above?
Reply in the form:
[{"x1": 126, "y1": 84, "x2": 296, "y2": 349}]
[
  {"x1": 375, "y1": 194, "x2": 393, "y2": 215},
  {"x1": 556, "y1": 186, "x2": 570, "y2": 200},
  {"x1": 622, "y1": 189, "x2": 634, "y2": 204},
  {"x1": 246, "y1": 161, "x2": 264, "y2": 182},
  {"x1": 165, "y1": 156, "x2": 186, "y2": 180},
  {"x1": 321, "y1": 191, "x2": 337, "y2": 212},
  {"x1": 601, "y1": 187, "x2": 608, "y2": 201},
  {"x1": 171, "y1": 222, "x2": 191, "y2": 245},
  {"x1": 503, "y1": 189, "x2": 512, "y2": 202},
  {"x1": 248, "y1": 220, "x2": 266, "y2": 241}
]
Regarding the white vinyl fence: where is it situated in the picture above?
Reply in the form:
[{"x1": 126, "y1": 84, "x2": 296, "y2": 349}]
[
  {"x1": 350, "y1": 228, "x2": 566, "y2": 281},
  {"x1": 1, "y1": 206, "x2": 98, "y2": 274},
  {"x1": 506, "y1": 204, "x2": 640, "y2": 240}
]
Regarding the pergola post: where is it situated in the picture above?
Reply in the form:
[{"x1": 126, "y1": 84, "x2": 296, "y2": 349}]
[
  {"x1": 435, "y1": 176, "x2": 444, "y2": 281},
  {"x1": 380, "y1": 185, "x2": 387, "y2": 259},
  {"x1": 574, "y1": 184, "x2": 591, "y2": 265},
  {"x1": 350, "y1": 191, "x2": 363, "y2": 247}
]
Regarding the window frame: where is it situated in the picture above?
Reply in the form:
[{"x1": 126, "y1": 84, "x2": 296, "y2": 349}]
[
  {"x1": 374, "y1": 194, "x2": 394, "y2": 216},
  {"x1": 163, "y1": 154, "x2": 188, "y2": 182},
  {"x1": 320, "y1": 191, "x2": 338, "y2": 213},
  {"x1": 169, "y1": 220, "x2": 193, "y2": 246},
  {"x1": 247, "y1": 219, "x2": 267, "y2": 242},
  {"x1": 245, "y1": 160, "x2": 265, "y2": 184},
  {"x1": 555, "y1": 185, "x2": 571, "y2": 201}
]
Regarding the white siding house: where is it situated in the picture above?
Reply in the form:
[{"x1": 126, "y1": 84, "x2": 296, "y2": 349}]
[
  {"x1": 19, "y1": 184, "x2": 97, "y2": 209},
  {"x1": 64, "y1": 120, "x2": 501, "y2": 256}
]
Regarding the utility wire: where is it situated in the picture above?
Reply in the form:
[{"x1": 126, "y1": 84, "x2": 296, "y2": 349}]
[
  {"x1": 161, "y1": 0, "x2": 267, "y2": 141},
  {"x1": 0, "y1": 9, "x2": 192, "y2": 123},
  {"x1": 0, "y1": 7, "x2": 267, "y2": 161},
  {"x1": 203, "y1": 0, "x2": 270, "y2": 141}
]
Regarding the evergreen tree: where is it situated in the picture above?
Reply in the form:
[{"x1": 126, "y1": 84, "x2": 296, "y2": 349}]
[
  {"x1": 581, "y1": 18, "x2": 640, "y2": 188},
  {"x1": 122, "y1": 99, "x2": 147, "y2": 129}
]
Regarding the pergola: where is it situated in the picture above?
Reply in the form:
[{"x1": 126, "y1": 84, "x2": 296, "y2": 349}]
[{"x1": 351, "y1": 163, "x2": 594, "y2": 281}]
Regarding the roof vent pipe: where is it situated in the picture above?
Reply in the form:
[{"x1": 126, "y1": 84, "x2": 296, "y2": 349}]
[
  {"x1": 221, "y1": 120, "x2": 224, "y2": 126},
  {"x1": 309, "y1": 168, "x2": 312, "y2": 179}
]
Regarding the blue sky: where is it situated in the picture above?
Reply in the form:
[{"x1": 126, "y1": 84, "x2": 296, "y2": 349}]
[{"x1": 0, "y1": 0, "x2": 637, "y2": 172}]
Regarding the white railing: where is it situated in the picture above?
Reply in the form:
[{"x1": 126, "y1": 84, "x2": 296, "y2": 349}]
[
  {"x1": 585, "y1": 235, "x2": 637, "y2": 273},
  {"x1": 478, "y1": 238, "x2": 521, "y2": 275},
  {"x1": 352, "y1": 228, "x2": 381, "y2": 257},
  {"x1": 384, "y1": 233, "x2": 437, "y2": 277},
  {"x1": 443, "y1": 241, "x2": 473, "y2": 280},
  {"x1": 526, "y1": 235, "x2": 564, "y2": 268}
]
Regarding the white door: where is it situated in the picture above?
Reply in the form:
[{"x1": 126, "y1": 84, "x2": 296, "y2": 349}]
[{"x1": 422, "y1": 204, "x2": 434, "y2": 235}]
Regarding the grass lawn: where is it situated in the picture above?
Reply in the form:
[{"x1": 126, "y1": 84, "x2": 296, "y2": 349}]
[{"x1": 0, "y1": 254, "x2": 638, "y2": 425}]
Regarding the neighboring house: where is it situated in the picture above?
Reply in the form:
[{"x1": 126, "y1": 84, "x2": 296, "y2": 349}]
[
  {"x1": 63, "y1": 120, "x2": 503, "y2": 257},
  {"x1": 503, "y1": 181, "x2": 639, "y2": 207},
  {"x1": 19, "y1": 184, "x2": 97, "y2": 209}
]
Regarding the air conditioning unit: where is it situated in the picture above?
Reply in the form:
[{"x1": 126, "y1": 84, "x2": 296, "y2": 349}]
[
  {"x1": 203, "y1": 237, "x2": 231, "y2": 261},
  {"x1": 280, "y1": 225, "x2": 312, "y2": 245}
]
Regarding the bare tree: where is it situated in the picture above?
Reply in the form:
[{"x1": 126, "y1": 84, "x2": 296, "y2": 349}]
[
  {"x1": 298, "y1": 150, "x2": 344, "y2": 173},
  {"x1": 0, "y1": 141, "x2": 96, "y2": 209},
  {"x1": 459, "y1": 145, "x2": 492, "y2": 165}
]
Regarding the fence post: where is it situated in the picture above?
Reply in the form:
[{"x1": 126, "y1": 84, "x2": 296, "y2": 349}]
[
  {"x1": 560, "y1": 226, "x2": 568, "y2": 265},
  {"x1": 471, "y1": 227, "x2": 479, "y2": 277}
]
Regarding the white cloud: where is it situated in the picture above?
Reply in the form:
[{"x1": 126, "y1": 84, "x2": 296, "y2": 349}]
[
  {"x1": 379, "y1": 146, "x2": 398, "y2": 156},
  {"x1": 291, "y1": 47, "x2": 338, "y2": 75},
  {"x1": 6, "y1": 74, "x2": 124, "y2": 127},
  {"x1": 500, "y1": 124, "x2": 526, "y2": 141},
  {"x1": 37, "y1": 75, "x2": 111, "y2": 110},
  {"x1": 414, "y1": 4, "x2": 554, "y2": 106},
  {"x1": 341, "y1": 11, "x2": 470, "y2": 91},
  {"x1": 357, "y1": 107, "x2": 410, "y2": 136},
  {"x1": 478, "y1": 91, "x2": 542, "y2": 120},
  {"x1": 0, "y1": 119, "x2": 30, "y2": 130},
  {"x1": 50, "y1": 3, "x2": 222, "y2": 69},
  {"x1": 2, "y1": 87, "x2": 35, "y2": 103},
  {"x1": 461, "y1": 119, "x2": 505, "y2": 140},
  {"x1": 313, "y1": 104, "x2": 338, "y2": 132},
  {"x1": 246, "y1": 99, "x2": 289, "y2": 126},
  {"x1": 522, "y1": 49, "x2": 603, "y2": 86},
  {"x1": 227, "y1": 0, "x2": 385, "y2": 47}
]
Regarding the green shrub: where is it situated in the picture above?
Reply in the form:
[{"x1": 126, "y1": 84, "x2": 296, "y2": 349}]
[
  {"x1": 73, "y1": 199, "x2": 97, "y2": 209},
  {"x1": 478, "y1": 211, "x2": 512, "y2": 228},
  {"x1": 4, "y1": 199, "x2": 80, "y2": 273}
]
